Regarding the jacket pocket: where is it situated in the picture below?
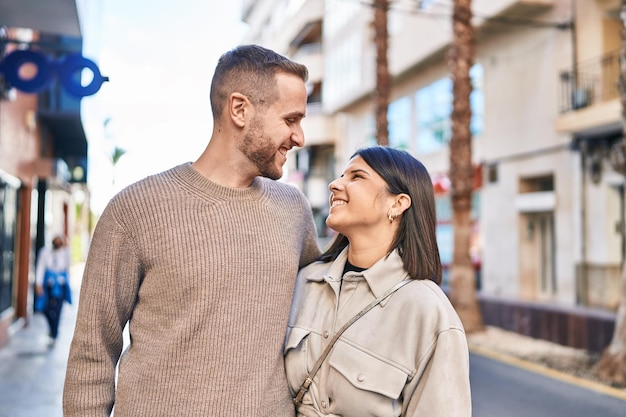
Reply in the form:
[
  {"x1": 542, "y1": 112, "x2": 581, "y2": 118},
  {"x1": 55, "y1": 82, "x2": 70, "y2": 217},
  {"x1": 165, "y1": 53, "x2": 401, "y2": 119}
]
[
  {"x1": 329, "y1": 341, "x2": 408, "y2": 399},
  {"x1": 284, "y1": 326, "x2": 313, "y2": 398},
  {"x1": 284, "y1": 326, "x2": 311, "y2": 353}
]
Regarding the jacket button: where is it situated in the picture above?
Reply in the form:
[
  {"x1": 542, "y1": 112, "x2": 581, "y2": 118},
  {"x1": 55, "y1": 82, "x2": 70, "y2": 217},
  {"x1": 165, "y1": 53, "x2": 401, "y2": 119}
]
[
  {"x1": 357, "y1": 374, "x2": 365, "y2": 382},
  {"x1": 323, "y1": 330, "x2": 329, "y2": 338},
  {"x1": 321, "y1": 400, "x2": 327, "y2": 408}
]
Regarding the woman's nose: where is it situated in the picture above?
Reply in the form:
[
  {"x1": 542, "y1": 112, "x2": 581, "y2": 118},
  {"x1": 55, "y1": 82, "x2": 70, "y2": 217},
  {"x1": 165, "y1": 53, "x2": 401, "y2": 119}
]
[{"x1": 329, "y1": 178, "x2": 341, "y2": 191}]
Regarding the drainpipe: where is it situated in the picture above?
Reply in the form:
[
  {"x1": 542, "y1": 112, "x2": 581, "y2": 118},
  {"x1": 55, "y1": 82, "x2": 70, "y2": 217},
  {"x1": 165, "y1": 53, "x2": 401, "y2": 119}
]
[
  {"x1": 571, "y1": 0, "x2": 578, "y2": 91},
  {"x1": 619, "y1": 181, "x2": 626, "y2": 268},
  {"x1": 579, "y1": 145, "x2": 588, "y2": 305},
  {"x1": 567, "y1": 0, "x2": 580, "y2": 111},
  {"x1": 571, "y1": 0, "x2": 587, "y2": 305}
]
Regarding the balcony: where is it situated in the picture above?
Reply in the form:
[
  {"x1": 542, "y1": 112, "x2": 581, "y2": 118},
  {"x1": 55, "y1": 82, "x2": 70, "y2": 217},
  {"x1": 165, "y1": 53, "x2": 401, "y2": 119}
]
[
  {"x1": 292, "y1": 42, "x2": 323, "y2": 82},
  {"x1": 475, "y1": 0, "x2": 556, "y2": 35},
  {"x1": 556, "y1": 50, "x2": 621, "y2": 134},
  {"x1": 558, "y1": 50, "x2": 619, "y2": 113},
  {"x1": 475, "y1": 0, "x2": 555, "y2": 18},
  {"x1": 302, "y1": 103, "x2": 338, "y2": 147}
]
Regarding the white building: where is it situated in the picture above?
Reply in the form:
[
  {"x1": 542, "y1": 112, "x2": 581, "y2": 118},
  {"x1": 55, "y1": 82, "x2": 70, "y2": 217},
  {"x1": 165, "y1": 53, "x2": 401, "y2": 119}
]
[{"x1": 242, "y1": 0, "x2": 621, "y2": 351}]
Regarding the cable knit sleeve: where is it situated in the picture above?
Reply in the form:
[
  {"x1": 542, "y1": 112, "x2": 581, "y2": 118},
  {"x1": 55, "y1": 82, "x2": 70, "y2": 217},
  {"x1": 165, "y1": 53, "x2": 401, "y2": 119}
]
[{"x1": 63, "y1": 197, "x2": 143, "y2": 417}]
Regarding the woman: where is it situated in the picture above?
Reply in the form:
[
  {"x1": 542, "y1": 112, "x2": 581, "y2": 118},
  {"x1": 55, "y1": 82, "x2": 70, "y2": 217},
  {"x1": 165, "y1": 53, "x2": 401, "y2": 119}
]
[
  {"x1": 284, "y1": 146, "x2": 471, "y2": 417},
  {"x1": 35, "y1": 235, "x2": 72, "y2": 347}
]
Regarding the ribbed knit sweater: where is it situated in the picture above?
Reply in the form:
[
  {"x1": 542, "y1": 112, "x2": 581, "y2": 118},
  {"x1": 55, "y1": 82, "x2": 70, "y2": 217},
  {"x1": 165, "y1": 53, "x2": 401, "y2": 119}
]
[{"x1": 63, "y1": 163, "x2": 321, "y2": 417}]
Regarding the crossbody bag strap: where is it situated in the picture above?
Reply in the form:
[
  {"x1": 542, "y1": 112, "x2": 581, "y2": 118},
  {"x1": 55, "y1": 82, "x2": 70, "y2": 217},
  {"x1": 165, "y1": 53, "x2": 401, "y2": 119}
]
[{"x1": 293, "y1": 278, "x2": 412, "y2": 406}]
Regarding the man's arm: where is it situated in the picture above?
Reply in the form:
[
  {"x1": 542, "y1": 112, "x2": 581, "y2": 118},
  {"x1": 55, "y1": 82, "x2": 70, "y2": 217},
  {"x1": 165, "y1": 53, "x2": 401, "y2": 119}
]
[
  {"x1": 63, "y1": 204, "x2": 142, "y2": 417},
  {"x1": 299, "y1": 199, "x2": 322, "y2": 267}
]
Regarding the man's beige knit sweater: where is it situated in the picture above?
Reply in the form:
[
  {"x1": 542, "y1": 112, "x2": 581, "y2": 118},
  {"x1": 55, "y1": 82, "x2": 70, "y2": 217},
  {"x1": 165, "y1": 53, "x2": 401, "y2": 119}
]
[{"x1": 63, "y1": 163, "x2": 321, "y2": 417}]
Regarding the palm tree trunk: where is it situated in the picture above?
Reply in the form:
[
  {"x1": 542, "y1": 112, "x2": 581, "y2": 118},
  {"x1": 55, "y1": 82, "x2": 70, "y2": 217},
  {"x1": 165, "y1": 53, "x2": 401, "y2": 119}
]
[
  {"x1": 373, "y1": 0, "x2": 390, "y2": 146},
  {"x1": 595, "y1": 0, "x2": 626, "y2": 384},
  {"x1": 447, "y1": 0, "x2": 484, "y2": 333}
]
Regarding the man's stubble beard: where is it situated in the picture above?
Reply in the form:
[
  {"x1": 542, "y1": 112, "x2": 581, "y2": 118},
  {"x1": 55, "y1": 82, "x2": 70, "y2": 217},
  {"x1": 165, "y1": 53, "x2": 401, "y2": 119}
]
[{"x1": 240, "y1": 116, "x2": 283, "y2": 180}]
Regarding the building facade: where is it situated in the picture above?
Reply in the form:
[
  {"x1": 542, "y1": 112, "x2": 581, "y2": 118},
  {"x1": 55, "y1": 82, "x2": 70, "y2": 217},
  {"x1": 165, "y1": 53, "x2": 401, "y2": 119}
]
[
  {"x1": 0, "y1": 0, "x2": 93, "y2": 346},
  {"x1": 242, "y1": 0, "x2": 622, "y2": 350}
]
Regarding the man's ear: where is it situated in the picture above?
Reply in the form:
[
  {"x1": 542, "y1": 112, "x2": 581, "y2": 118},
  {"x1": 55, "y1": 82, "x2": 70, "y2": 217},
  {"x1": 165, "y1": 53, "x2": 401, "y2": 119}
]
[{"x1": 229, "y1": 92, "x2": 249, "y2": 128}]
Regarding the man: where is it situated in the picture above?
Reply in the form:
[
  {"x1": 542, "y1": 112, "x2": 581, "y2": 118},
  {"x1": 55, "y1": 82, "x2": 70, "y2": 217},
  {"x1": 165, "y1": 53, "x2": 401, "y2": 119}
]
[{"x1": 63, "y1": 45, "x2": 321, "y2": 417}]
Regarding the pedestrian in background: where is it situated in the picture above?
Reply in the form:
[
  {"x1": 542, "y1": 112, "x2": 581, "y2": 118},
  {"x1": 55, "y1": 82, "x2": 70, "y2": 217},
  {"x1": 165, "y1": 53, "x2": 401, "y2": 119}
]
[
  {"x1": 35, "y1": 234, "x2": 72, "y2": 347},
  {"x1": 285, "y1": 146, "x2": 471, "y2": 417},
  {"x1": 63, "y1": 44, "x2": 321, "y2": 417}
]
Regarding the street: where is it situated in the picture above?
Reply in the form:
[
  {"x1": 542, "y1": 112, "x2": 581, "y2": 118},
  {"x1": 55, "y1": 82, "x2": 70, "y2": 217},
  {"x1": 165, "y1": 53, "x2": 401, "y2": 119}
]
[{"x1": 470, "y1": 353, "x2": 626, "y2": 417}]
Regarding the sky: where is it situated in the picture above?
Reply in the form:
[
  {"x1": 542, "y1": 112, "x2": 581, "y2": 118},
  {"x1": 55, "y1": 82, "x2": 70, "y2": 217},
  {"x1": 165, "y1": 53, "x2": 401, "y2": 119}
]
[{"x1": 80, "y1": 0, "x2": 248, "y2": 214}]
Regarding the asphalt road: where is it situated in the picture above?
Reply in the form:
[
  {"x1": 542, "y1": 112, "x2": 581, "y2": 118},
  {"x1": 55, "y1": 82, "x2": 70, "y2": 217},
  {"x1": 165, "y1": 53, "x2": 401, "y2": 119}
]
[{"x1": 470, "y1": 352, "x2": 626, "y2": 417}]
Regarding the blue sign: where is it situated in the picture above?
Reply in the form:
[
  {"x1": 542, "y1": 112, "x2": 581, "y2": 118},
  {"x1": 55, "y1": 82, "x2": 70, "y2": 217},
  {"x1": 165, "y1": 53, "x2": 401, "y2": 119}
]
[{"x1": 0, "y1": 49, "x2": 109, "y2": 97}]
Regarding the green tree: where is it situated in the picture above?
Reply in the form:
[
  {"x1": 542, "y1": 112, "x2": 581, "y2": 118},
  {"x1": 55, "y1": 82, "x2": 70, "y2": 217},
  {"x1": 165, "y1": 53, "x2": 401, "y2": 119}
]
[
  {"x1": 104, "y1": 117, "x2": 126, "y2": 186},
  {"x1": 108, "y1": 146, "x2": 126, "y2": 185}
]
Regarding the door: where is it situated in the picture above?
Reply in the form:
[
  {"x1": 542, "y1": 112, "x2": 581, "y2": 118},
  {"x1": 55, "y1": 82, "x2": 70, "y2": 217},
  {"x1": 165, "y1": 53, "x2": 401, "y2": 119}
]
[{"x1": 519, "y1": 212, "x2": 555, "y2": 300}]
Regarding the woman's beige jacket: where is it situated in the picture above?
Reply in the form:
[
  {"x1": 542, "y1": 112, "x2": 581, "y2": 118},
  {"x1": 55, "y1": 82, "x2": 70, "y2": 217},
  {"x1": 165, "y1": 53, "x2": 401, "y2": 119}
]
[{"x1": 284, "y1": 248, "x2": 471, "y2": 417}]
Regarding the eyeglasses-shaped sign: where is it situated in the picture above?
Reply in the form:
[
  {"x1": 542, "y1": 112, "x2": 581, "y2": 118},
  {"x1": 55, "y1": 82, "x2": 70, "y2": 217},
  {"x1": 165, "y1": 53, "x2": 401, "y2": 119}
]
[{"x1": 0, "y1": 49, "x2": 109, "y2": 97}]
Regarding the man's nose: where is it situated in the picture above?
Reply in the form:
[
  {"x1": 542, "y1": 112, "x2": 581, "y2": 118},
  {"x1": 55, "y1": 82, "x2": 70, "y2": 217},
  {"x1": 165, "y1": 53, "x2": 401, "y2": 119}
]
[{"x1": 291, "y1": 125, "x2": 305, "y2": 147}]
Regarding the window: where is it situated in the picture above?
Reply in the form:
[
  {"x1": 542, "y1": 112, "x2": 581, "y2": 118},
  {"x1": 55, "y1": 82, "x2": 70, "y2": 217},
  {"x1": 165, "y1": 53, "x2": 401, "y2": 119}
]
[
  {"x1": 388, "y1": 96, "x2": 411, "y2": 149},
  {"x1": 323, "y1": 32, "x2": 362, "y2": 107},
  {"x1": 418, "y1": 0, "x2": 438, "y2": 9},
  {"x1": 469, "y1": 64, "x2": 484, "y2": 137},
  {"x1": 415, "y1": 77, "x2": 452, "y2": 153},
  {"x1": 0, "y1": 180, "x2": 19, "y2": 313},
  {"x1": 415, "y1": 64, "x2": 484, "y2": 154}
]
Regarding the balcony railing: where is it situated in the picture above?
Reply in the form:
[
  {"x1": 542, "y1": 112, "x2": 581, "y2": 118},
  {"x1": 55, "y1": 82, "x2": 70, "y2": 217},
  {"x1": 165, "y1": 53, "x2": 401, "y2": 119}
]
[{"x1": 558, "y1": 49, "x2": 620, "y2": 113}]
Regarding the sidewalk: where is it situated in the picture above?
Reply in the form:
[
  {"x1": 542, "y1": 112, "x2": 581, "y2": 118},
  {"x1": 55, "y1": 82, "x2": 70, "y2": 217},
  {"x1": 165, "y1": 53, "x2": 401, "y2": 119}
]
[{"x1": 0, "y1": 264, "x2": 82, "y2": 417}]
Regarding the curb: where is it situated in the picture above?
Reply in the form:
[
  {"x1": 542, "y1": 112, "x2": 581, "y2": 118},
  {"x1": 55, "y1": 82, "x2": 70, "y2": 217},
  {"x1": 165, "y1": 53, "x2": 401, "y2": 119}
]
[{"x1": 469, "y1": 344, "x2": 626, "y2": 402}]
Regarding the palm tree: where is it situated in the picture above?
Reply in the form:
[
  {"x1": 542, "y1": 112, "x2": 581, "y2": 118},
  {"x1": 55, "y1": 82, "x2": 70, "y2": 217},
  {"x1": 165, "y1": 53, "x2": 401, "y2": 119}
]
[
  {"x1": 447, "y1": 0, "x2": 484, "y2": 333},
  {"x1": 595, "y1": 0, "x2": 626, "y2": 384},
  {"x1": 104, "y1": 117, "x2": 126, "y2": 186},
  {"x1": 109, "y1": 146, "x2": 126, "y2": 186},
  {"x1": 373, "y1": 0, "x2": 390, "y2": 145}
]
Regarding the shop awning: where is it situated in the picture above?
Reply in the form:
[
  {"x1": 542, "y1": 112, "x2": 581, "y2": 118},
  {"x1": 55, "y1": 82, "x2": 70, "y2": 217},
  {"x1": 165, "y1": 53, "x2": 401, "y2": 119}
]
[{"x1": 0, "y1": 0, "x2": 81, "y2": 37}]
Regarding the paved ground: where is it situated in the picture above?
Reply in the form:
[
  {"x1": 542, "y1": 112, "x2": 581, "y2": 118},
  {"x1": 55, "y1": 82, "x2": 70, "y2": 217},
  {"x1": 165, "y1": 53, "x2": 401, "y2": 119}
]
[
  {"x1": 0, "y1": 263, "x2": 83, "y2": 417},
  {"x1": 0, "y1": 262, "x2": 625, "y2": 416},
  {"x1": 0, "y1": 285, "x2": 77, "y2": 417}
]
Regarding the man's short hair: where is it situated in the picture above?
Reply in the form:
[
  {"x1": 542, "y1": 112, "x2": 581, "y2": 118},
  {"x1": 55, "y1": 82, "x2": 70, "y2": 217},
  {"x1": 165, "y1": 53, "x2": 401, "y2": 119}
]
[{"x1": 210, "y1": 44, "x2": 309, "y2": 120}]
